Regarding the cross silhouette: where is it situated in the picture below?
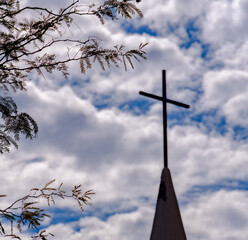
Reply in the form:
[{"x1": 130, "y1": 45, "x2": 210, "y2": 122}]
[{"x1": 139, "y1": 70, "x2": 190, "y2": 168}]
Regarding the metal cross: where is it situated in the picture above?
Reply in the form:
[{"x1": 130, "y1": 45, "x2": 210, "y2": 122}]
[{"x1": 139, "y1": 70, "x2": 190, "y2": 168}]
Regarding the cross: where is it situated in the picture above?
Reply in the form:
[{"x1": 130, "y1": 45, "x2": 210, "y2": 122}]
[{"x1": 139, "y1": 70, "x2": 190, "y2": 168}]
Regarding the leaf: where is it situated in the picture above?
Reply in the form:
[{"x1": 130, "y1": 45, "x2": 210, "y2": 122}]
[
  {"x1": 17, "y1": 222, "x2": 21, "y2": 233},
  {"x1": 85, "y1": 190, "x2": 95, "y2": 195},
  {"x1": 80, "y1": 58, "x2": 85, "y2": 74},
  {"x1": 139, "y1": 42, "x2": 148, "y2": 49},
  {"x1": 85, "y1": 57, "x2": 92, "y2": 69},
  {"x1": 125, "y1": 55, "x2": 134, "y2": 69},
  {"x1": 23, "y1": 202, "x2": 38, "y2": 209},
  {"x1": 96, "y1": 55, "x2": 105, "y2": 70},
  {"x1": 123, "y1": 55, "x2": 127, "y2": 71},
  {"x1": 44, "y1": 179, "x2": 56, "y2": 189},
  {"x1": 58, "y1": 183, "x2": 63, "y2": 190}
]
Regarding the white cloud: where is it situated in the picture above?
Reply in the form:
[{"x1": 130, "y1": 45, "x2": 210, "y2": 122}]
[
  {"x1": 44, "y1": 206, "x2": 153, "y2": 240},
  {"x1": 223, "y1": 92, "x2": 248, "y2": 125},
  {"x1": 2, "y1": 0, "x2": 248, "y2": 239},
  {"x1": 169, "y1": 125, "x2": 248, "y2": 197},
  {"x1": 184, "y1": 190, "x2": 248, "y2": 240},
  {"x1": 2, "y1": 80, "x2": 248, "y2": 238},
  {"x1": 18, "y1": 190, "x2": 248, "y2": 240},
  {"x1": 202, "y1": 0, "x2": 248, "y2": 46},
  {"x1": 198, "y1": 70, "x2": 248, "y2": 127}
]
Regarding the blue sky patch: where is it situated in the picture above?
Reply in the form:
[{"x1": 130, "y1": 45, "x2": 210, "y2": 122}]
[
  {"x1": 178, "y1": 19, "x2": 210, "y2": 59},
  {"x1": 233, "y1": 126, "x2": 248, "y2": 141},
  {"x1": 180, "y1": 21, "x2": 200, "y2": 49},
  {"x1": 188, "y1": 179, "x2": 248, "y2": 195},
  {"x1": 97, "y1": 207, "x2": 138, "y2": 221},
  {"x1": 122, "y1": 23, "x2": 157, "y2": 36},
  {"x1": 47, "y1": 208, "x2": 83, "y2": 226},
  {"x1": 119, "y1": 99, "x2": 153, "y2": 115},
  {"x1": 191, "y1": 111, "x2": 248, "y2": 140},
  {"x1": 94, "y1": 94, "x2": 113, "y2": 110},
  {"x1": 180, "y1": 179, "x2": 248, "y2": 205},
  {"x1": 191, "y1": 110, "x2": 227, "y2": 134},
  {"x1": 201, "y1": 43, "x2": 210, "y2": 58}
]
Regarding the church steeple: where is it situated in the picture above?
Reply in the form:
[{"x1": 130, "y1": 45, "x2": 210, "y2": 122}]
[
  {"x1": 139, "y1": 70, "x2": 189, "y2": 239},
  {"x1": 150, "y1": 168, "x2": 187, "y2": 240}
]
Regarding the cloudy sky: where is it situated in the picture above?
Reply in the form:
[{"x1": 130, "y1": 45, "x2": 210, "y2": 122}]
[{"x1": 2, "y1": 0, "x2": 248, "y2": 239}]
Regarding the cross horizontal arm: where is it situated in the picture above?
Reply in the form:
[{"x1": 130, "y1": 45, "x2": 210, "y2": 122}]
[
  {"x1": 139, "y1": 91, "x2": 163, "y2": 101},
  {"x1": 139, "y1": 91, "x2": 190, "y2": 109},
  {"x1": 167, "y1": 99, "x2": 190, "y2": 109}
]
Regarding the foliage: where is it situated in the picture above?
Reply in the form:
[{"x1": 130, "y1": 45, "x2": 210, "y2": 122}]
[
  {"x1": 0, "y1": 180, "x2": 94, "y2": 239},
  {"x1": 0, "y1": 96, "x2": 38, "y2": 153},
  {"x1": 0, "y1": 0, "x2": 146, "y2": 238},
  {"x1": 0, "y1": 0, "x2": 147, "y2": 152}
]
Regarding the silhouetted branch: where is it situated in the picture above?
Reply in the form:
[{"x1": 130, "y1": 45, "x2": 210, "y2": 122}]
[
  {"x1": 0, "y1": 180, "x2": 95, "y2": 239},
  {"x1": 0, "y1": 0, "x2": 146, "y2": 152}
]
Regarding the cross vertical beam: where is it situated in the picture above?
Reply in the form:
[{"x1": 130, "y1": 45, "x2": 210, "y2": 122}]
[
  {"x1": 162, "y1": 70, "x2": 168, "y2": 168},
  {"x1": 139, "y1": 70, "x2": 190, "y2": 168}
]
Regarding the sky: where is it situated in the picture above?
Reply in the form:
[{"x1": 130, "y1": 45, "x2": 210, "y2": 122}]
[{"x1": 1, "y1": 0, "x2": 248, "y2": 239}]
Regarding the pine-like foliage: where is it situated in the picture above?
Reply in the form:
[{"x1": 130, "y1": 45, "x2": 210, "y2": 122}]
[
  {"x1": 0, "y1": 96, "x2": 38, "y2": 153},
  {"x1": 93, "y1": 0, "x2": 144, "y2": 23}
]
